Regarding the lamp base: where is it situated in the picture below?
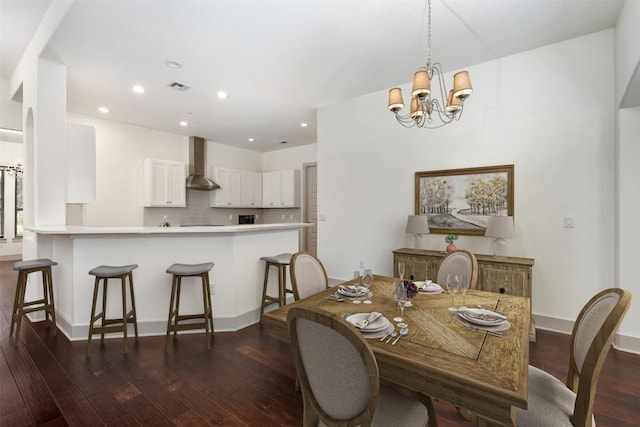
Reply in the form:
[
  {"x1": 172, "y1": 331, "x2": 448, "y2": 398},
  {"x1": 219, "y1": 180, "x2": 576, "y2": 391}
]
[
  {"x1": 492, "y1": 238, "x2": 508, "y2": 257},
  {"x1": 413, "y1": 234, "x2": 422, "y2": 249}
]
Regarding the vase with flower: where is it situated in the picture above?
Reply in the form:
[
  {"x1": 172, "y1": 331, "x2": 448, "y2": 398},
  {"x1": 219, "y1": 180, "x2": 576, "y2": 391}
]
[{"x1": 445, "y1": 233, "x2": 458, "y2": 252}]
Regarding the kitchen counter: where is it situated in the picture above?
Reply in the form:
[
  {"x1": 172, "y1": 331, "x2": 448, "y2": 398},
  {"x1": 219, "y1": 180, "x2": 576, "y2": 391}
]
[
  {"x1": 28, "y1": 222, "x2": 309, "y2": 235},
  {"x1": 26, "y1": 223, "x2": 310, "y2": 340}
]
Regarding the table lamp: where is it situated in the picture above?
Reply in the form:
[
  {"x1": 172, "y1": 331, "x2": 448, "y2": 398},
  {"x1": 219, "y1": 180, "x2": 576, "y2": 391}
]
[
  {"x1": 485, "y1": 215, "x2": 514, "y2": 257},
  {"x1": 406, "y1": 215, "x2": 430, "y2": 249}
]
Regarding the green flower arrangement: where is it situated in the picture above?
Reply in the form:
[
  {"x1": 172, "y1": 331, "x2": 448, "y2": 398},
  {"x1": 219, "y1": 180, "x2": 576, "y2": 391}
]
[{"x1": 445, "y1": 233, "x2": 458, "y2": 244}]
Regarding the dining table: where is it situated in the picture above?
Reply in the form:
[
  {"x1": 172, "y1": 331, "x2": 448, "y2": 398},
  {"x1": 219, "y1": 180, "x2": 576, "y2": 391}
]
[{"x1": 262, "y1": 275, "x2": 530, "y2": 427}]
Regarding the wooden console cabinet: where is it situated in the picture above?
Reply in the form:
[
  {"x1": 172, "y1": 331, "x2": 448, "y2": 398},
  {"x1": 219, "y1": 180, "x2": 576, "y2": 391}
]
[{"x1": 392, "y1": 248, "x2": 536, "y2": 341}]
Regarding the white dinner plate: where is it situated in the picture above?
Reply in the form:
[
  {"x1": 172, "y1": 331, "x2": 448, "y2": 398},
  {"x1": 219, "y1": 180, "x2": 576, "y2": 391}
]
[
  {"x1": 338, "y1": 285, "x2": 368, "y2": 297},
  {"x1": 416, "y1": 281, "x2": 442, "y2": 292},
  {"x1": 459, "y1": 311, "x2": 505, "y2": 326},
  {"x1": 346, "y1": 313, "x2": 391, "y2": 333}
]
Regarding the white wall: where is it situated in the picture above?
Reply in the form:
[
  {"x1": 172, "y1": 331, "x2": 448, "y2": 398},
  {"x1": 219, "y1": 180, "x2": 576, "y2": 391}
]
[
  {"x1": 617, "y1": 106, "x2": 640, "y2": 348},
  {"x1": 615, "y1": 0, "x2": 640, "y2": 107},
  {"x1": 262, "y1": 144, "x2": 317, "y2": 172},
  {"x1": 317, "y1": 30, "x2": 638, "y2": 349}
]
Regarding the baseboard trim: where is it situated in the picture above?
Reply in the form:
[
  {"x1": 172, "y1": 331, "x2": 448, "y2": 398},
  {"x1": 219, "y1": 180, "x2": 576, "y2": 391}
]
[{"x1": 533, "y1": 313, "x2": 640, "y2": 354}]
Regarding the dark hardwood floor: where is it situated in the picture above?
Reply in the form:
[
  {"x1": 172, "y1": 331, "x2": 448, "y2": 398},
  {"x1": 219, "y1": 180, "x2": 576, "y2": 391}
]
[{"x1": 1, "y1": 260, "x2": 638, "y2": 426}]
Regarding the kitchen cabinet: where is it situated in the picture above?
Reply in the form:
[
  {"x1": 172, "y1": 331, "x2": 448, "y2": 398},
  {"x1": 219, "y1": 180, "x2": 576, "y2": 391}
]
[
  {"x1": 263, "y1": 169, "x2": 300, "y2": 208},
  {"x1": 210, "y1": 167, "x2": 262, "y2": 207},
  {"x1": 143, "y1": 159, "x2": 186, "y2": 207},
  {"x1": 66, "y1": 122, "x2": 96, "y2": 203},
  {"x1": 392, "y1": 248, "x2": 536, "y2": 341}
]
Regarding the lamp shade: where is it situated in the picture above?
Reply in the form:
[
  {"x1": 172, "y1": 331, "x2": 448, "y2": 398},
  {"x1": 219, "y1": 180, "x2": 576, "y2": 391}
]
[
  {"x1": 406, "y1": 215, "x2": 430, "y2": 234},
  {"x1": 485, "y1": 216, "x2": 514, "y2": 239},
  {"x1": 452, "y1": 71, "x2": 473, "y2": 100},
  {"x1": 411, "y1": 70, "x2": 431, "y2": 98},
  {"x1": 446, "y1": 89, "x2": 462, "y2": 113},
  {"x1": 388, "y1": 88, "x2": 404, "y2": 112}
]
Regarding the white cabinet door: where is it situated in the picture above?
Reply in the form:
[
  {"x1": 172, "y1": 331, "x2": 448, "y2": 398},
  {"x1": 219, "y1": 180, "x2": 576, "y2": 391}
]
[
  {"x1": 211, "y1": 167, "x2": 243, "y2": 206},
  {"x1": 241, "y1": 171, "x2": 262, "y2": 207},
  {"x1": 281, "y1": 169, "x2": 300, "y2": 207},
  {"x1": 262, "y1": 170, "x2": 300, "y2": 207},
  {"x1": 144, "y1": 159, "x2": 186, "y2": 207},
  {"x1": 262, "y1": 171, "x2": 282, "y2": 207}
]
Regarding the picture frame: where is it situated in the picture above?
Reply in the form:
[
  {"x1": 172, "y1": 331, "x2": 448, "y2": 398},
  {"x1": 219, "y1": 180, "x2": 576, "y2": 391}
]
[{"x1": 415, "y1": 164, "x2": 514, "y2": 236}]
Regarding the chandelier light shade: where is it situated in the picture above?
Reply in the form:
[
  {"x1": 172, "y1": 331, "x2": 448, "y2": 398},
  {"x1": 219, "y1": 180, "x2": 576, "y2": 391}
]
[
  {"x1": 387, "y1": 0, "x2": 472, "y2": 128},
  {"x1": 406, "y1": 215, "x2": 430, "y2": 249}
]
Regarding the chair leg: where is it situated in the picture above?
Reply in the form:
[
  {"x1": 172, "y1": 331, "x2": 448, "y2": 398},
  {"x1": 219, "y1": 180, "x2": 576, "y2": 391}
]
[
  {"x1": 121, "y1": 276, "x2": 128, "y2": 353},
  {"x1": 278, "y1": 264, "x2": 286, "y2": 306},
  {"x1": 201, "y1": 274, "x2": 211, "y2": 350},
  {"x1": 174, "y1": 277, "x2": 182, "y2": 338},
  {"x1": 205, "y1": 275, "x2": 214, "y2": 343},
  {"x1": 260, "y1": 263, "x2": 271, "y2": 323},
  {"x1": 100, "y1": 278, "x2": 108, "y2": 344}
]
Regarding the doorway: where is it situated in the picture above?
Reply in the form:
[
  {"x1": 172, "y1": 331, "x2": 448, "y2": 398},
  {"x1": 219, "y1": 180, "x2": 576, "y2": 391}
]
[{"x1": 302, "y1": 162, "x2": 317, "y2": 256}]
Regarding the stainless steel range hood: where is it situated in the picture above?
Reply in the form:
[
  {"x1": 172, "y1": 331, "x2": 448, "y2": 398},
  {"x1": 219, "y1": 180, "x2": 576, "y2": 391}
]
[{"x1": 186, "y1": 136, "x2": 220, "y2": 190}]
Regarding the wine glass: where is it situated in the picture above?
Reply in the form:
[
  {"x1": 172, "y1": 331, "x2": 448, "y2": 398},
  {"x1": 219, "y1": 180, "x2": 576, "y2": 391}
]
[
  {"x1": 393, "y1": 281, "x2": 408, "y2": 328},
  {"x1": 352, "y1": 270, "x2": 361, "y2": 304},
  {"x1": 362, "y1": 269, "x2": 373, "y2": 304},
  {"x1": 398, "y1": 261, "x2": 405, "y2": 280},
  {"x1": 446, "y1": 273, "x2": 460, "y2": 312},
  {"x1": 459, "y1": 274, "x2": 469, "y2": 307}
]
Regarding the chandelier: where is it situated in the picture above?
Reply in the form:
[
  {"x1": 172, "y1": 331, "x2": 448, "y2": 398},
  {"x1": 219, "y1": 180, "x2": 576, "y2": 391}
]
[{"x1": 387, "y1": 0, "x2": 472, "y2": 128}]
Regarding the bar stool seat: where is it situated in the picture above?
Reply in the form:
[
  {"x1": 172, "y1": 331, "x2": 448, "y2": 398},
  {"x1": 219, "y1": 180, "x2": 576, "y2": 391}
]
[
  {"x1": 165, "y1": 262, "x2": 215, "y2": 352},
  {"x1": 10, "y1": 259, "x2": 58, "y2": 344},
  {"x1": 86, "y1": 264, "x2": 139, "y2": 357},
  {"x1": 259, "y1": 253, "x2": 293, "y2": 323}
]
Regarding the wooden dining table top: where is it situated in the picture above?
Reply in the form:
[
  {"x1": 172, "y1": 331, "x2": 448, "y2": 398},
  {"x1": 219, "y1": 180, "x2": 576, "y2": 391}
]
[{"x1": 262, "y1": 275, "x2": 531, "y2": 427}]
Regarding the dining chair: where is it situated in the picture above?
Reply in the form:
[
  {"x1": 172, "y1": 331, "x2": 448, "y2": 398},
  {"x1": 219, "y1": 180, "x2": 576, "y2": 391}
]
[
  {"x1": 436, "y1": 250, "x2": 478, "y2": 289},
  {"x1": 290, "y1": 252, "x2": 330, "y2": 301},
  {"x1": 287, "y1": 306, "x2": 436, "y2": 427},
  {"x1": 517, "y1": 288, "x2": 631, "y2": 427}
]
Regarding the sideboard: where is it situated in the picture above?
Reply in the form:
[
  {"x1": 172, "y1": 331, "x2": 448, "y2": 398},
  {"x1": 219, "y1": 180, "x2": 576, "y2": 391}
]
[{"x1": 392, "y1": 248, "x2": 536, "y2": 341}]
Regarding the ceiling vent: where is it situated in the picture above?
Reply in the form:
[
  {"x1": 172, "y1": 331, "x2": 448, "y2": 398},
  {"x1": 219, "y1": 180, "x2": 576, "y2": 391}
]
[{"x1": 168, "y1": 81, "x2": 191, "y2": 91}]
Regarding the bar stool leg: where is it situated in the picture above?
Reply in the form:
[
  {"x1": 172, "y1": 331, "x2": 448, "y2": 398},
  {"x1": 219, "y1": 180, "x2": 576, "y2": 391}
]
[
  {"x1": 201, "y1": 274, "x2": 211, "y2": 350},
  {"x1": 174, "y1": 277, "x2": 182, "y2": 338},
  {"x1": 165, "y1": 276, "x2": 178, "y2": 353},
  {"x1": 205, "y1": 274, "x2": 215, "y2": 339},
  {"x1": 121, "y1": 276, "x2": 128, "y2": 353},
  {"x1": 9, "y1": 271, "x2": 25, "y2": 339},
  {"x1": 45, "y1": 268, "x2": 57, "y2": 335},
  {"x1": 128, "y1": 272, "x2": 139, "y2": 340},
  {"x1": 87, "y1": 277, "x2": 101, "y2": 357}
]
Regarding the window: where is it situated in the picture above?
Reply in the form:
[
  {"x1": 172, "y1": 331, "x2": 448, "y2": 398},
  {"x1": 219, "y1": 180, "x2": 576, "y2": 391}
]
[{"x1": 15, "y1": 172, "x2": 23, "y2": 237}]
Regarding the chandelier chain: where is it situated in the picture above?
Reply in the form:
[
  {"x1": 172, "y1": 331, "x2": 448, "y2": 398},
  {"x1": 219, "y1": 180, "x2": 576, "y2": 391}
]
[{"x1": 427, "y1": 0, "x2": 432, "y2": 69}]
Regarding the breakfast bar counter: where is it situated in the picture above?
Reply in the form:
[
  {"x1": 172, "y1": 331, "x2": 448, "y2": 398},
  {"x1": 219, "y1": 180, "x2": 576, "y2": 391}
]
[{"x1": 26, "y1": 223, "x2": 309, "y2": 340}]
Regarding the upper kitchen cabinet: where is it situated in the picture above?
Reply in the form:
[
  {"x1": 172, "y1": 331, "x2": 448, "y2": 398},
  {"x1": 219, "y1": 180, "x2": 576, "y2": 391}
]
[
  {"x1": 66, "y1": 122, "x2": 95, "y2": 203},
  {"x1": 263, "y1": 169, "x2": 300, "y2": 208},
  {"x1": 210, "y1": 167, "x2": 262, "y2": 207},
  {"x1": 143, "y1": 159, "x2": 186, "y2": 207}
]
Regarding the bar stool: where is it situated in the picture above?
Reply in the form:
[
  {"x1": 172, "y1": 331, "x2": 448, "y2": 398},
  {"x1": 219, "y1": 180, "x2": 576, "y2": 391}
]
[
  {"x1": 86, "y1": 264, "x2": 139, "y2": 357},
  {"x1": 10, "y1": 259, "x2": 58, "y2": 345},
  {"x1": 259, "y1": 253, "x2": 293, "y2": 323},
  {"x1": 165, "y1": 262, "x2": 215, "y2": 352}
]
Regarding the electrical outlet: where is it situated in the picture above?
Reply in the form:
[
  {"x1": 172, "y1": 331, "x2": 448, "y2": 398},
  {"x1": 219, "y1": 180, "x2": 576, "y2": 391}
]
[
  {"x1": 210, "y1": 283, "x2": 216, "y2": 295},
  {"x1": 564, "y1": 216, "x2": 575, "y2": 228},
  {"x1": 228, "y1": 214, "x2": 233, "y2": 220},
  {"x1": 289, "y1": 214, "x2": 293, "y2": 220},
  {"x1": 281, "y1": 214, "x2": 285, "y2": 220},
  {"x1": 359, "y1": 259, "x2": 365, "y2": 268}
]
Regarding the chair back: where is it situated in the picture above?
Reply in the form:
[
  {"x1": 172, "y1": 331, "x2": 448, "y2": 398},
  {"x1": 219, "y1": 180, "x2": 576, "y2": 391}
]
[
  {"x1": 288, "y1": 306, "x2": 379, "y2": 426},
  {"x1": 290, "y1": 252, "x2": 329, "y2": 300},
  {"x1": 436, "y1": 250, "x2": 478, "y2": 289},
  {"x1": 568, "y1": 288, "x2": 631, "y2": 427}
]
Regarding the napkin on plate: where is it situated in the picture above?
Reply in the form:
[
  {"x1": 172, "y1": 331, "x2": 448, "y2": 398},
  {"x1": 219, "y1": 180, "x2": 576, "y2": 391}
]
[
  {"x1": 458, "y1": 307, "x2": 507, "y2": 321},
  {"x1": 356, "y1": 312, "x2": 382, "y2": 328}
]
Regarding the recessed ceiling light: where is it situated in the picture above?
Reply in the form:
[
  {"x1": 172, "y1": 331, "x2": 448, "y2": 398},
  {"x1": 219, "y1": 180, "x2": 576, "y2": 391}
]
[
  {"x1": 300, "y1": 122, "x2": 309, "y2": 127},
  {"x1": 165, "y1": 60, "x2": 183, "y2": 69},
  {"x1": 132, "y1": 85, "x2": 145, "y2": 94},
  {"x1": 216, "y1": 91, "x2": 229, "y2": 99},
  {"x1": 179, "y1": 121, "x2": 188, "y2": 127},
  {"x1": 98, "y1": 107, "x2": 109, "y2": 113},
  {"x1": 248, "y1": 138, "x2": 255, "y2": 142}
]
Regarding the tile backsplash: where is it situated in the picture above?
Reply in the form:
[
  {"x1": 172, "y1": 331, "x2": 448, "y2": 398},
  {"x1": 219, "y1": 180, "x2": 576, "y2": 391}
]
[{"x1": 143, "y1": 189, "x2": 301, "y2": 227}]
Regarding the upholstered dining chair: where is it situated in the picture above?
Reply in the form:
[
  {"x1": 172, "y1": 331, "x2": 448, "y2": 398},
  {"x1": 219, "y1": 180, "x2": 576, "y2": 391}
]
[
  {"x1": 290, "y1": 252, "x2": 330, "y2": 301},
  {"x1": 287, "y1": 306, "x2": 436, "y2": 427},
  {"x1": 517, "y1": 288, "x2": 631, "y2": 427},
  {"x1": 436, "y1": 250, "x2": 478, "y2": 289}
]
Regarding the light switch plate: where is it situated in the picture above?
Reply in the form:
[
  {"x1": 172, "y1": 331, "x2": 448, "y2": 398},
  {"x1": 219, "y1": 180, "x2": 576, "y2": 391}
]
[{"x1": 564, "y1": 216, "x2": 575, "y2": 228}]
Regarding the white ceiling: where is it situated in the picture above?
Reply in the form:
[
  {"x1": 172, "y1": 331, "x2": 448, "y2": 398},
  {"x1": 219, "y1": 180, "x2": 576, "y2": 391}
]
[{"x1": 0, "y1": 0, "x2": 625, "y2": 152}]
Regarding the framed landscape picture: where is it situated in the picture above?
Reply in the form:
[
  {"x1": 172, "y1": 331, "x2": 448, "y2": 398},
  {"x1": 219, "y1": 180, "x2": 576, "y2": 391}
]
[{"x1": 415, "y1": 164, "x2": 514, "y2": 236}]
